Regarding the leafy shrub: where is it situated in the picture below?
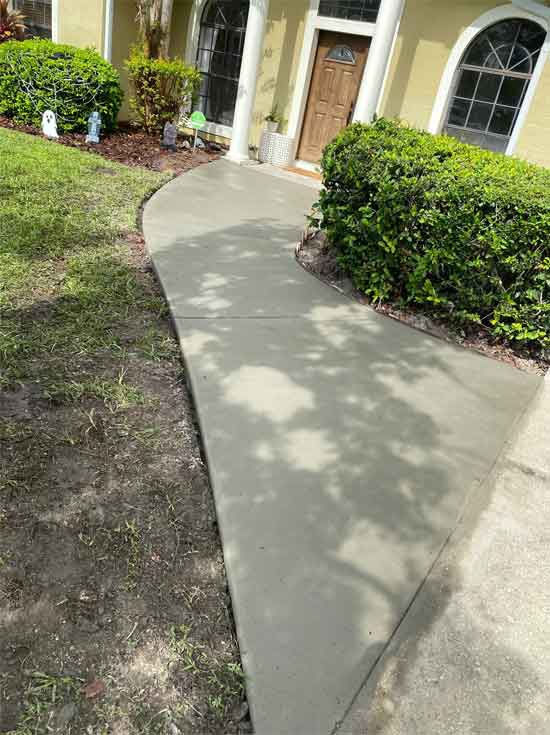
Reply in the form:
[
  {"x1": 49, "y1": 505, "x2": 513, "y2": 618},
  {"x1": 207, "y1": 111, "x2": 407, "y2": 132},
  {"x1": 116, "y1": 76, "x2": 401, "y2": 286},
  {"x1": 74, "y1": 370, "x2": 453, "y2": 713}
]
[
  {"x1": 318, "y1": 119, "x2": 550, "y2": 349},
  {"x1": 0, "y1": 39, "x2": 123, "y2": 132},
  {"x1": 126, "y1": 49, "x2": 201, "y2": 133}
]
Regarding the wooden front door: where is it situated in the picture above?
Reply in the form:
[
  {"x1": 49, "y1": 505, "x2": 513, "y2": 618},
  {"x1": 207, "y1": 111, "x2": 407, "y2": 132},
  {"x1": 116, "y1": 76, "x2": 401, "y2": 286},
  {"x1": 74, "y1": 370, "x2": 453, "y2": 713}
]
[{"x1": 297, "y1": 31, "x2": 370, "y2": 163}]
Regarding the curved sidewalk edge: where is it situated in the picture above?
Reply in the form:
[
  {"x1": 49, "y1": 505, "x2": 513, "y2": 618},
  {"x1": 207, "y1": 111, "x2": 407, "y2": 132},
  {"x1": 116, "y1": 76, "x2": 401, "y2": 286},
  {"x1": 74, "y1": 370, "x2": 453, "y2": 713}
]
[{"x1": 143, "y1": 159, "x2": 542, "y2": 735}]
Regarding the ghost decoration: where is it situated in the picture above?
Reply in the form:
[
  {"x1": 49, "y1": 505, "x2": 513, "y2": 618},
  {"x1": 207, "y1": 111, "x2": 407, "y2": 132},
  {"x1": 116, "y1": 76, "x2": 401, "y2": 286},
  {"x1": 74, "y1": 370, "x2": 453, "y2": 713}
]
[{"x1": 41, "y1": 110, "x2": 58, "y2": 139}]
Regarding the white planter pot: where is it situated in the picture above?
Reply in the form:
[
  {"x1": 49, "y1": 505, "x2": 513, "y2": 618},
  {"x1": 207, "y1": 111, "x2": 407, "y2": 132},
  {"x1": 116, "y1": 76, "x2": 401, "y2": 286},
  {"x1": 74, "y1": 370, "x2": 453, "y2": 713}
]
[{"x1": 259, "y1": 130, "x2": 295, "y2": 168}]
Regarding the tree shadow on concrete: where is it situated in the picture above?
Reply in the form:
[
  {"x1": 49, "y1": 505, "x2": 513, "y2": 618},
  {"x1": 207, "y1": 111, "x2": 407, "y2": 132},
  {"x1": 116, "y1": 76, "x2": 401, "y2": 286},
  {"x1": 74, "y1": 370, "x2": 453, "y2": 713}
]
[{"x1": 144, "y1": 166, "x2": 539, "y2": 733}]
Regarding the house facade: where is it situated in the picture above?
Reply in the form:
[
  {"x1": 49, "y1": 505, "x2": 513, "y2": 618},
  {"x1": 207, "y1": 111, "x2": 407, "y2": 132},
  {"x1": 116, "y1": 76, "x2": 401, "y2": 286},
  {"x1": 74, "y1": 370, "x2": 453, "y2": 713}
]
[{"x1": 14, "y1": 0, "x2": 550, "y2": 168}]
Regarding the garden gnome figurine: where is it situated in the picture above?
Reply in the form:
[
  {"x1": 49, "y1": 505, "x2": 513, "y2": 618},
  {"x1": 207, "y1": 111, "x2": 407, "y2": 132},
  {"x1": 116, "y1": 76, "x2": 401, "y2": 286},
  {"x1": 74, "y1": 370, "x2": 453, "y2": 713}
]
[
  {"x1": 41, "y1": 110, "x2": 58, "y2": 139},
  {"x1": 86, "y1": 111, "x2": 102, "y2": 144},
  {"x1": 162, "y1": 121, "x2": 177, "y2": 152}
]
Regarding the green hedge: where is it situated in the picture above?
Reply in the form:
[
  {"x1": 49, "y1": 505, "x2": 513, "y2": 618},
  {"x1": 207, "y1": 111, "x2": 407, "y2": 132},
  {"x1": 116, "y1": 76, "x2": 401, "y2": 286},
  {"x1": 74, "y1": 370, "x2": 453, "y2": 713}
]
[
  {"x1": 0, "y1": 39, "x2": 123, "y2": 132},
  {"x1": 318, "y1": 119, "x2": 550, "y2": 349},
  {"x1": 126, "y1": 51, "x2": 201, "y2": 133}
]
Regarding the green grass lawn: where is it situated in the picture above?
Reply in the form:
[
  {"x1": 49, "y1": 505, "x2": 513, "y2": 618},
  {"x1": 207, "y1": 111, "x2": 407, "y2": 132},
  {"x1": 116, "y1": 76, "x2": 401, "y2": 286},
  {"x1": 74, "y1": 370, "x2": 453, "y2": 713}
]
[
  {"x1": 0, "y1": 129, "x2": 245, "y2": 734},
  {"x1": 0, "y1": 127, "x2": 169, "y2": 388}
]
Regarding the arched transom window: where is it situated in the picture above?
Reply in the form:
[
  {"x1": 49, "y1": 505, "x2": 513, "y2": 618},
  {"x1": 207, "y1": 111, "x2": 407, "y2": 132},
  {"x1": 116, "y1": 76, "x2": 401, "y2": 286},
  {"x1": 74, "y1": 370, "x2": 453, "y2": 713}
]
[
  {"x1": 196, "y1": 0, "x2": 249, "y2": 127},
  {"x1": 444, "y1": 18, "x2": 546, "y2": 152}
]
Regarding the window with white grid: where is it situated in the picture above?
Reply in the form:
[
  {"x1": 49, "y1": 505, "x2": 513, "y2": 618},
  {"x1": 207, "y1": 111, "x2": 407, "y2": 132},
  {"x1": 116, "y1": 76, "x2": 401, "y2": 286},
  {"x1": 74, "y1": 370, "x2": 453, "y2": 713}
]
[
  {"x1": 13, "y1": 0, "x2": 52, "y2": 39},
  {"x1": 444, "y1": 18, "x2": 546, "y2": 153}
]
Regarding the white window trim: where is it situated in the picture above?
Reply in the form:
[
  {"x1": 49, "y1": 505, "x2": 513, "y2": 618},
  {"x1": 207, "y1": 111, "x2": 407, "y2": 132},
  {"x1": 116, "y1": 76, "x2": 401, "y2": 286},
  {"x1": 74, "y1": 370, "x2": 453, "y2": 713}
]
[
  {"x1": 186, "y1": 0, "x2": 208, "y2": 65},
  {"x1": 185, "y1": 0, "x2": 241, "y2": 140},
  {"x1": 51, "y1": 0, "x2": 59, "y2": 41},
  {"x1": 315, "y1": 16, "x2": 376, "y2": 36},
  {"x1": 512, "y1": 0, "x2": 550, "y2": 20},
  {"x1": 286, "y1": 0, "x2": 382, "y2": 162},
  {"x1": 201, "y1": 120, "x2": 233, "y2": 138},
  {"x1": 428, "y1": 3, "x2": 550, "y2": 156}
]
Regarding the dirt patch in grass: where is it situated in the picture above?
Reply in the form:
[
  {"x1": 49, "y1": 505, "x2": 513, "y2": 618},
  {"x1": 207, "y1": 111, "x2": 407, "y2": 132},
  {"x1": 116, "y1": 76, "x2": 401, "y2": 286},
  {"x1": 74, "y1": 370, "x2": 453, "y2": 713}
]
[
  {"x1": 0, "y1": 117, "x2": 222, "y2": 175},
  {"x1": 0, "y1": 129, "x2": 249, "y2": 734},
  {"x1": 297, "y1": 230, "x2": 548, "y2": 375}
]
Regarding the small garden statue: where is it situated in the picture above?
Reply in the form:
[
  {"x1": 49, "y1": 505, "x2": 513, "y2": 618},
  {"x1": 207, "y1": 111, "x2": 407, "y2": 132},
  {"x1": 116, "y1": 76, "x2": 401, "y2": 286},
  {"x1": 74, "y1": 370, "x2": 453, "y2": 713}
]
[
  {"x1": 162, "y1": 121, "x2": 177, "y2": 152},
  {"x1": 41, "y1": 110, "x2": 58, "y2": 139},
  {"x1": 86, "y1": 111, "x2": 102, "y2": 144}
]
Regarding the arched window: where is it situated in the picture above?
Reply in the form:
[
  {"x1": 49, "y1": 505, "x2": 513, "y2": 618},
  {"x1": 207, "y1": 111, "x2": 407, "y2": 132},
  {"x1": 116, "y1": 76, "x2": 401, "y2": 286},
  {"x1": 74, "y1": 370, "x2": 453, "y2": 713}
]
[
  {"x1": 196, "y1": 0, "x2": 249, "y2": 127},
  {"x1": 444, "y1": 18, "x2": 546, "y2": 152}
]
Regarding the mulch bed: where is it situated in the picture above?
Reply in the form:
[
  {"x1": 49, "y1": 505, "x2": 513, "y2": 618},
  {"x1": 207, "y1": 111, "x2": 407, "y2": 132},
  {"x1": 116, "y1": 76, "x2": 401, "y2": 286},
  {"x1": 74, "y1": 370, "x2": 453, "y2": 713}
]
[
  {"x1": 0, "y1": 117, "x2": 223, "y2": 173},
  {"x1": 297, "y1": 230, "x2": 549, "y2": 375}
]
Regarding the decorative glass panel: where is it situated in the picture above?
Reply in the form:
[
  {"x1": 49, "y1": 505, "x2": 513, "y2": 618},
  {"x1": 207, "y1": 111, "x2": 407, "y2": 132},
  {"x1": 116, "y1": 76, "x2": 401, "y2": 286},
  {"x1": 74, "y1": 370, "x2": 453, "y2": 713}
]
[
  {"x1": 326, "y1": 45, "x2": 356, "y2": 64},
  {"x1": 13, "y1": 0, "x2": 51, "y2": 38},
  {"x1": 455, "y1": 69, "x2": 478, "y2": 99},
  {"x1": 475, "y1": 73, "x2": 501, "y2": 102},
  {"x1": 489, "y1": 106, "x2": 516, "y2": 136},
  {"x1": 498, "y1": 77, "x2": 526, "y2": 106},
  {"x1": 448, "y1": 99, "x2": 469, "y2": 127},
  {"x1": 318, "y1": 0, "x2": 381, "y2": 24},
  {"x1": 196, "y1": 0, "x2": 249, "y2": 127},
  {"x1": 444, "y1": 18, "x2": 546, "y2": 153},
  {"x1": 468, "y1": 101, "x2": 492, "y2": 130}
]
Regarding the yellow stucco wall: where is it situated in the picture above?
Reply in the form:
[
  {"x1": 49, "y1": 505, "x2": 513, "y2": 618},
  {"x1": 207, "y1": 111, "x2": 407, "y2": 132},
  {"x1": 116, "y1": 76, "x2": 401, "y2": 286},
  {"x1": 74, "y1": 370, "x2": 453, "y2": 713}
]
[
  {"x1": 110, "y1": 0, "x2": 137, "y2": 119},
  {"x1": 381, "y1": 0, "x2": 550, "y2": 167},
  {"x1": 112, "y1": 0, "x2": 308, "y2": 145},
  {"x1": 380, "y1": 0, "x2": 499, "y2": 128},
  {"x1": 58, "y1": 0, "x2": 105, "y2": 52},
  {"x1": 169, "y1": 0, "x2": 193, "y2": 58},
  {"x1": 514, "y1": 57, "x2": 550, "y2": 166},
  {"x1": 110, "y1": 0, "x2": 191, "y2": 120},
  {"x1": 178, "y1": 0, "x2": 309, "y2": 147},
  {"x1": 55, "y1": 0, "x2": 550, "y2": 167},
  {"x1": 251, "y1": 0, "x2": 309, "y2": 147}
]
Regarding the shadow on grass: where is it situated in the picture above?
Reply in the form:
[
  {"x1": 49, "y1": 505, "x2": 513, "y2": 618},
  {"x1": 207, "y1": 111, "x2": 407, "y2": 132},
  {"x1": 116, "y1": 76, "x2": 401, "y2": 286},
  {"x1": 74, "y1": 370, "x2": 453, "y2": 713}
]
[{"x1": 0, "y1": 161, "x2": 247, "y2": 732}]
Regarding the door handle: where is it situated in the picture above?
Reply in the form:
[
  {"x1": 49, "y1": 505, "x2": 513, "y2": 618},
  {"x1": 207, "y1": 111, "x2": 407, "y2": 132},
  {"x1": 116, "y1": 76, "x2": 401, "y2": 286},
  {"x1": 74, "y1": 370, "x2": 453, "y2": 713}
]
[{"x1": 347, "y1": 101, "x2": 355, "y2": 125}]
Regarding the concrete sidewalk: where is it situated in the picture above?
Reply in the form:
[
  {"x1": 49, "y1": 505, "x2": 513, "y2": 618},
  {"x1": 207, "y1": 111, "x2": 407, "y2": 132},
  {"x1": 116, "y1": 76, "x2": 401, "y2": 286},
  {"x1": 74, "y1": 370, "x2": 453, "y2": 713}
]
[
  {"x1": 340, "y1": 373, "x2": 550, "y2": 735},
  {"x1": 143, "y1": 160, "x2": 541, "y2": 735}
]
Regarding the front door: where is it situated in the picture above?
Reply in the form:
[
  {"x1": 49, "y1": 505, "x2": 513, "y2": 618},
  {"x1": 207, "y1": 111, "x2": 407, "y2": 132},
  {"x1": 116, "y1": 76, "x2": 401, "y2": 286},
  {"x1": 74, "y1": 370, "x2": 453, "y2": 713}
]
[{"x1": 297, "y1": 31, "x2": 370, "y2": 164}]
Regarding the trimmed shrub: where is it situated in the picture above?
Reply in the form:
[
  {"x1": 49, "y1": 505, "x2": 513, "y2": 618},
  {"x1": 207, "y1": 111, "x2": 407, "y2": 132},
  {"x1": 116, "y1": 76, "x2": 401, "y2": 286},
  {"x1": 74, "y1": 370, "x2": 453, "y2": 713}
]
[
  {"x1": 0, "y1": 39, "x2": 123, "y2": 132},
  {"x1": 126, "y1": 50, "x2": 201, "y2": 133},
  {"x1": 317, "y1": 119, "x2": 550, "y2": 349}
]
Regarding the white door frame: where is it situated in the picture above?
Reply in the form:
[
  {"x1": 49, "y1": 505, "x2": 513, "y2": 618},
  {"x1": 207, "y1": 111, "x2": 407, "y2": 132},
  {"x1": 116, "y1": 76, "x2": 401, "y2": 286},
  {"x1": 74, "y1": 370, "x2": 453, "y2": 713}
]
[
  {"x1": 428, "y1": 3, "x2": 550, "y2": 156},
  {"x1": 287, "y1": 0, "x2": 379, "y2": 165}
]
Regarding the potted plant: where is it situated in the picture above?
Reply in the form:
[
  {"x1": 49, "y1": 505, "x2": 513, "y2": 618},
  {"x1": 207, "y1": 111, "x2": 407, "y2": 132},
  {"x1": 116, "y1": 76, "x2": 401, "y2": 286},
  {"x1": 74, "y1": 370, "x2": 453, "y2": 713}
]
[
  {"x1": 0, "y1": 0, "x2": 26, "y2": 43},
  {"x1": 264, "y1": 104, "x2": 283, "y2": 133}
]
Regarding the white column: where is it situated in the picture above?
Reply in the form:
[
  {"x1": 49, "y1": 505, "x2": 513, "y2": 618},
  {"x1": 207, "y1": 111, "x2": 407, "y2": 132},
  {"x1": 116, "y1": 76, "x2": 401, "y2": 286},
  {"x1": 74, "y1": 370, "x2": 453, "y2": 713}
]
[
  {"x1": 103, "y1": 0, "x2": 114, "y2": 62},
  {"x1": 227, "y1": 0, "x2": 270, "y2": 162},
  {"x1": 354, "y1": 0, "x2": 404, "y2": 123}
]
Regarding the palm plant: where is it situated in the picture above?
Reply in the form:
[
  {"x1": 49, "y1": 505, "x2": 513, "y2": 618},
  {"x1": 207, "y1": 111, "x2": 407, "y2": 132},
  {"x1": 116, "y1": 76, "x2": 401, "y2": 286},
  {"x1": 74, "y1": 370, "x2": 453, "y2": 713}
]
[{"x1": 0, "y1": 0, "x2": 26, "y2": 43}]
